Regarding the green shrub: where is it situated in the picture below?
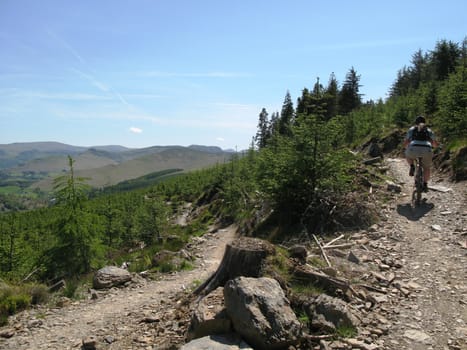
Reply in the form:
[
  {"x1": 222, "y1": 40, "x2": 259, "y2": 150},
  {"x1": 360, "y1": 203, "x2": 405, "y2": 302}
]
[
  {"x1": 0, "y1": 305, "x2": 8, "y2": 326},
  {"x1": 158, "y1": 261, "x2": 176, "y2": 273},
  {"x1": 290, "y1": 282, "x2": 324, "y2": 297},
  {"x1": 180, "y1": 259, "x2": 194, "y2": 271},
  {"x1": 62, "y1": 280, "x2": 79, "y2": 299},
  {"x1": 0, "y1": 282, "x2": 49, "y2": 325},
  {"x1": 0, "y1": 294, "x2": 31, "y2": 315},
  {"x1": 28, "y1": 284, "x2": 50, "y2": 305},
  {"x1": 336, "y1": 324, "x2": 358, "y2": 338}
]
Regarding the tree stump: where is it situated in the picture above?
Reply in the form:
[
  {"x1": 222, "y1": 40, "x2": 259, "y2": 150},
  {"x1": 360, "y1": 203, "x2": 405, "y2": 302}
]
[{"x1": 193, "y1": 237, "x2": 275, "y2": 298}]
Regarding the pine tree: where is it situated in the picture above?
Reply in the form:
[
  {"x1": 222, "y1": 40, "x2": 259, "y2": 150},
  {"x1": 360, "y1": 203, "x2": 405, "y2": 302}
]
[
  {"x1": 255, "y1": 108, "x2": 270, "y2": 149},
  {"x1": 431, "y1": 40, "x2": 461, "y2": 81},
  {"x1": 324, "y1": 72, "x2": 339, "y2": 120},
  {"x1": 44, "y1": 156, "x2": 96, "y2": 278},
  {"x1": 278, "y1": 91, "x2": 295, "y2": 135},
  {"x1": 338, "y1": 67, "x2": 362, "y2": 115}
]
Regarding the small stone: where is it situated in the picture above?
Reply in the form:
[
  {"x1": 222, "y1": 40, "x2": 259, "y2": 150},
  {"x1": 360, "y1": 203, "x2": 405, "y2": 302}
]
[
  {"x1": 407, "y1": 281, "x2": 422, "y2": 291},
  {"x1": 431, "y1": 224, "x2": 442, "y2": 231},
  {"x1": 367, "y1": 293, "x2": 388, "y2": 304},
  {"x1": 104, "y1": 336, "x2": 115, "y2": 344},
  {"x1": 379, "y1": 264, "x2": 391, "y2": 271},
  {"x1": 348, "y1": 250, "x2": 361, "y2": 264},
  {"x1": 0, "y1": 329, "x2": 15, "y2": 338},
  {"x1": 142, "y1": 316, "x2": 160, "y2": 323},
  {"x1": 90, "y1": 289, "x2": 99, "y2": 300},
  {"x1": 345, "y1": 338, "x2": 379, "y2": 350},
  {"x1": 403, "y1": 329, "x2": 432, "y2": 344},
  {"x1": 82, "y1": 336, "x2": 97, "y2": 350}
]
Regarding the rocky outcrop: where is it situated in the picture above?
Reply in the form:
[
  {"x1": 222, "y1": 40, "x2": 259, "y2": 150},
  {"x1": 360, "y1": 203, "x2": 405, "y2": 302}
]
[
  {"x1": 92, "y1": 266, "x2": 132, "y2": 289},
  {"x1": 223, "y1": 276, "x2": 301, "y2": 350}
]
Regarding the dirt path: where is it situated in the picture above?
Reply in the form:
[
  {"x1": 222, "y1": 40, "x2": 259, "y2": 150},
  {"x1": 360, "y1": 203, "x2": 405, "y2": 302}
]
[
  {"x1": 0, "y1": 225, "x2": 237, "y2": 350},
  {"x1": 378, "y1": 158, "x2": 467, "y2": 350}
]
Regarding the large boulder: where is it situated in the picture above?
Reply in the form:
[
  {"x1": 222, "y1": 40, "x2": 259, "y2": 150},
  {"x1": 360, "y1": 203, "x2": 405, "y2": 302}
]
[
  {"x1": 308, "y1": 293, "x2": 360, "y2": 332},
  {"x1": 93, "y1": 266, "x2": 132, "y2": 289},
  {"x1": 180, "y1": 334, "x2": 253, "y2": 350},
  {"x1": 224, "y1": 277, "x2": 301, "y2": 350}
]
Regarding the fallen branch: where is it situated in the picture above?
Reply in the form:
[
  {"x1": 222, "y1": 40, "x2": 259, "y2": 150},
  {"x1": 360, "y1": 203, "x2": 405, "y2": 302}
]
[
  {"x1": 323, "y1": 243, "x2": 354, "y2": 250},
  {"x1": 312, "y1": 234, "x2": 332, "y2": 267},
  {"x1": 357, "y1": 283, "x2": 387, "y2": 294},
  {"x1": 303, "y1": 333, "x2": 334, "y2": 341},
  {"x1": 324, "y1": 234, "x2": 344, "y2": 247},
  {"x1": 21, "y1": 267, "x2": 40, "y2": 283},
  {"x1": 294, "y1": 265, "x2": 351, "y2": 295}
]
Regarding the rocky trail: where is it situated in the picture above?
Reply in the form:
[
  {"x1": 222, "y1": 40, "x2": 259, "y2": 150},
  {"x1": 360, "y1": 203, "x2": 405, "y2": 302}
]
[
  {"x1": 0, "y1": 157, "x2": 466, "y2": 350},
  {"x1": 370, "y1": 158, "x2": 467, "y2": 350}
]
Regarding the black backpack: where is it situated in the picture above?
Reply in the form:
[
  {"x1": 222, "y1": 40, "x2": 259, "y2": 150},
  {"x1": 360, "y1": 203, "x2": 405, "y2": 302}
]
[{"x1": 412, "y1": 125, "x2": 430, "y2": 141}]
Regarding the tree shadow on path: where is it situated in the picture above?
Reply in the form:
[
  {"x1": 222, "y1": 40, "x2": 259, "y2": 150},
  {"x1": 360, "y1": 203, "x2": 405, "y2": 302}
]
[{"x1": 397, "y1": 200, "x2": 434, "y2": 221}]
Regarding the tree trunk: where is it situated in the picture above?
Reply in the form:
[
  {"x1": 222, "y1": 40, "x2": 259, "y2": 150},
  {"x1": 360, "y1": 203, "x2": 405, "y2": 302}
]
[{"x1": 193, "y1": 237, "x2": 275, "y2": 298}]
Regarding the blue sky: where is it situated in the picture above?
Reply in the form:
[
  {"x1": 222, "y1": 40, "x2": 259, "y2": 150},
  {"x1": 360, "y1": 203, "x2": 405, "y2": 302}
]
[{"x1": 1, "y1": 0, "x2": 465, "y2": 150}]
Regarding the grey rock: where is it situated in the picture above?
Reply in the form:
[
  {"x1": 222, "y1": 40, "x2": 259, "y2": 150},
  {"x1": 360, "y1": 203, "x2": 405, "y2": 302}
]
[
  {"x1": 345, "y1": 338, "x2": 379, "y2": 349},
  {"x1": 403, "y1": 329, "x2": 432, "y2": 344},
  {"x1": 93, "y1": 266, "x2": 132, "y2": 289},
  {"x1": 224, "y1": 277, "x2": 301, "y2": 350},
  {"x1": 288, "y1": 245, "x2": 307, "y2": 263},
  {"x1": 180, "y1": 334, "x2": 253, "y2": 350},
  {"x1": 309, "y1": 294, "x2": 360, "y2": 332},
  {"x1": 348, "y1": 250, "x2": 361, "y2": 264},
  {"x1": 0, "y1": 328, "x2": 15, "y2": 338}
]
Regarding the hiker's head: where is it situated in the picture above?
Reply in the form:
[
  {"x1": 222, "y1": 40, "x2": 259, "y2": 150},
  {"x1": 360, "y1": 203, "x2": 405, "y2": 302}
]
[{"x1": 415, "y1": 115, "x2": 426, "y2": 125}]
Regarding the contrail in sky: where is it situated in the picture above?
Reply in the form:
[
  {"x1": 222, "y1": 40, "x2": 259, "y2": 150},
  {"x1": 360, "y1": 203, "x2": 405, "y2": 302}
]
[
  {"x1": 46, "y1": 27, "x2": 134, "y2": 110},
  {"x1": 45, "y1": 27, "x2": 86, "y2": 64}
]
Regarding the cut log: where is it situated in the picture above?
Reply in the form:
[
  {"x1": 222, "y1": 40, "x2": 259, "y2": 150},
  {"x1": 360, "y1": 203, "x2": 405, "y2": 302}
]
[{"x1": 193, "y1": 237, "x2": 275, "y2": 298}]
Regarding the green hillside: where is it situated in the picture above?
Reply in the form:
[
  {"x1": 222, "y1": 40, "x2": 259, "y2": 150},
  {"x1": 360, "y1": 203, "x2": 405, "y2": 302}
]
[{"x1": 30, "y1": 147, "x2": 232, "y2": 191}]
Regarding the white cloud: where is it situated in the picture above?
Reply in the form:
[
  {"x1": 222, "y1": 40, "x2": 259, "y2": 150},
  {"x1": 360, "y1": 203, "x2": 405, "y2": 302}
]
[
  {"x1": 129, "y1": 127, "x2": 143, "y2": 134},
  {"x1": 216, "y1": 137, "x2": 225, "y2": 142}
]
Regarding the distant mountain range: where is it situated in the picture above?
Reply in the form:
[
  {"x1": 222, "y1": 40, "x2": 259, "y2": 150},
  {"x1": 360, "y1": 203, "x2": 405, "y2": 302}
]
[{"x1": 0, "y1": 142, "x2": 235, "y2": 192}]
